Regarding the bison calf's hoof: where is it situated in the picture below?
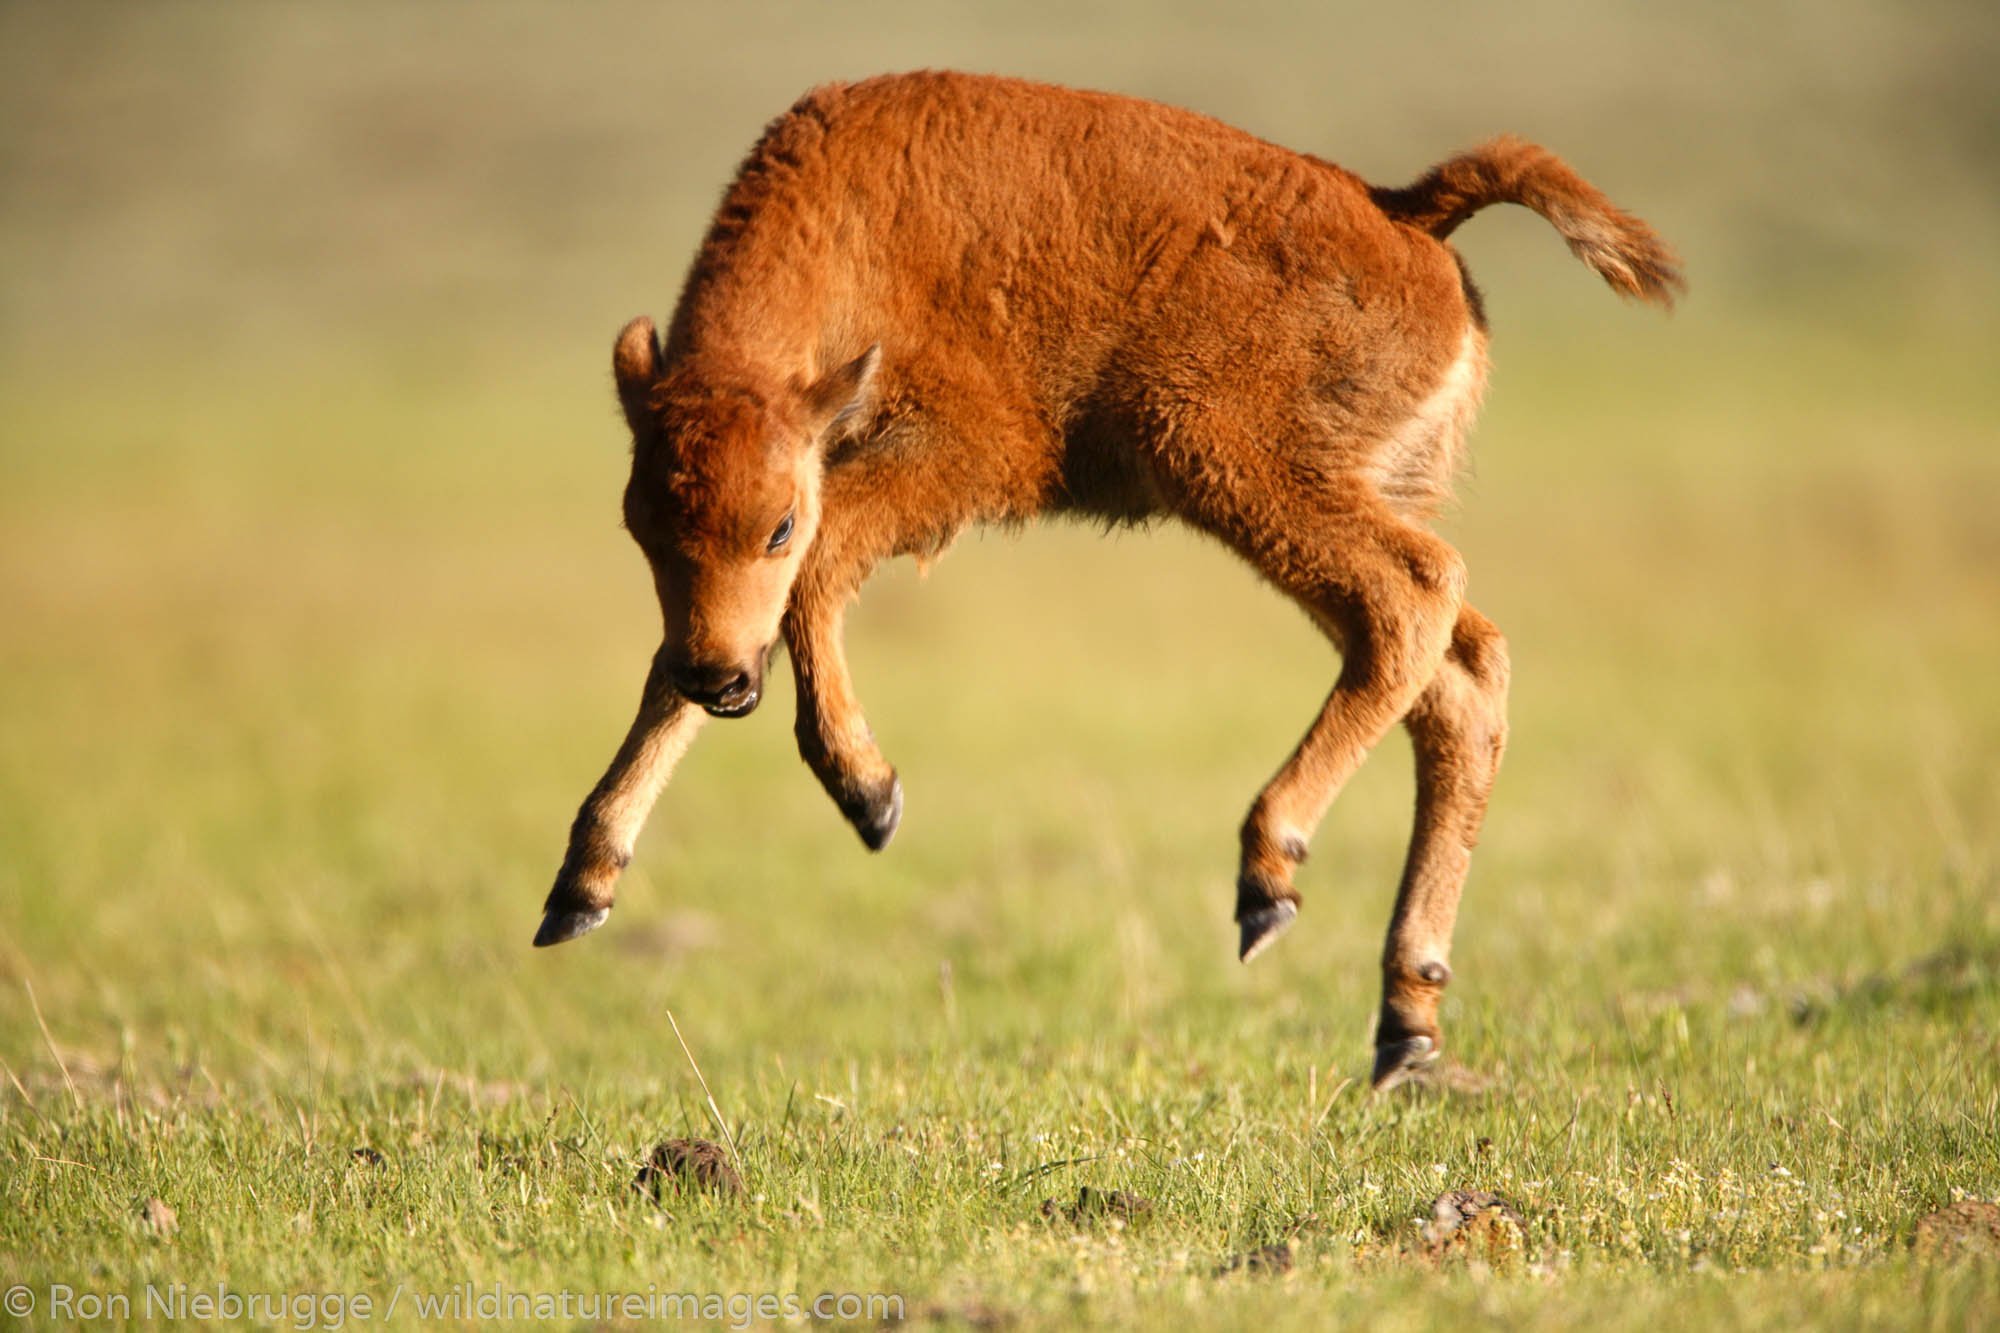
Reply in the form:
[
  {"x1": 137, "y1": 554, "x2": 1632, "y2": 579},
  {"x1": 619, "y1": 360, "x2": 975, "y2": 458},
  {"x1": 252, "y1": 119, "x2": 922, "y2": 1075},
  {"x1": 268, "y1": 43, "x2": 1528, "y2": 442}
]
[
  {"x1": 1237, "y1": 898, "x2": 1298, "y2": 964},
  {"x1": 845, "y1": 775, "x2": 903, "y2": 851},
  {"x1": 533, "y1": 906, "x2": 610, "y2": 948},
  {"x1": 1370, "y1": 1034, "x2": 1439, "y2": 1091}
]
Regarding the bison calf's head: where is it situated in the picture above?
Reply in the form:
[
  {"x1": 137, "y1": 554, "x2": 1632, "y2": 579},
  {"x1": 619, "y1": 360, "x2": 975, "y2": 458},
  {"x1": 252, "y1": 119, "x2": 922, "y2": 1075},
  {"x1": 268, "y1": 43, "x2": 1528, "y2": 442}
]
[
  {"x1": 611, "y1": 317, "x2": 878, "y2": 718},
  {"x1": 533, "y1": 319, "x2": 881, "y2": 947}
]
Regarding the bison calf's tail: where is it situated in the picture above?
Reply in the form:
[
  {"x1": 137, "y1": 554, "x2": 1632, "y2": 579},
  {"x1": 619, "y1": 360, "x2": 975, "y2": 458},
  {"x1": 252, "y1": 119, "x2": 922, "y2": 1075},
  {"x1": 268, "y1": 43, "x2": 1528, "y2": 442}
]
[{"x1": 1371, "y1": 136, "x2": 1685, "y2": 306}]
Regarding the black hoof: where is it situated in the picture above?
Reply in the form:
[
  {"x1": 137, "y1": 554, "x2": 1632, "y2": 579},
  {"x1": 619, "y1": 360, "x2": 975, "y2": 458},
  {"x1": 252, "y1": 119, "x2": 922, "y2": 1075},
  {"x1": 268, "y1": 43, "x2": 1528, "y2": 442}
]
[
  {"x1": 533, "y1": 906, "x2": 609, "y2": 948},
  {"x1": 850, "y1": 776, "x2": 902, "y2": 851},
  {"x1": 1237, "y1": 899, "x2": 1298, "y2": 963},
  {"x1": 1370, "y1": 1034, "x2": 1438, "y2": 1091}
]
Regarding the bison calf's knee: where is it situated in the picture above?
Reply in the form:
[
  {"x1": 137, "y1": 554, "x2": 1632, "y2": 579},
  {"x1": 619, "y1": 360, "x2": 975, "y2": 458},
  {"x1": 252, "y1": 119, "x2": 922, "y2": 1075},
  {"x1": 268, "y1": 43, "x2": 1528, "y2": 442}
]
[{"x1": 527, "y1": 72, "x2": 1678, "y2": 1087}]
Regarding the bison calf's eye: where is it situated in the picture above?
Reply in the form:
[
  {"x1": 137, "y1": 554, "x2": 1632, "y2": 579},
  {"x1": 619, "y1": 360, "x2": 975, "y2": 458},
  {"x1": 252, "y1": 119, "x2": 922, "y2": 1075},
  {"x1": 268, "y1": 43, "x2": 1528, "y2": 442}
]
[{"x1": 767, "y1": 511, "x2": 795, "y2": 554}]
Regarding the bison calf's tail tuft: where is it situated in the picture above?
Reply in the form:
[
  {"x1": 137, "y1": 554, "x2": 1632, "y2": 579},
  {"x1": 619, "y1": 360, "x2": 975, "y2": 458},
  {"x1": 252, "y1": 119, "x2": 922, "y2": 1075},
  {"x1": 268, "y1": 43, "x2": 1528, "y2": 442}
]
[{"x1": 1371, "y1": 136, "x2": 1685, "y2": 307}]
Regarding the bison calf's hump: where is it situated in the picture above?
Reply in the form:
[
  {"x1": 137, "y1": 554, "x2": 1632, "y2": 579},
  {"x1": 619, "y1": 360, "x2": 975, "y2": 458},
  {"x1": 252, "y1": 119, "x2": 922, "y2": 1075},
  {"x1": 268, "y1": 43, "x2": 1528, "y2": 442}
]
[{"x1": 536, "y1": 69, "x2": 1681, "y2": 1093}]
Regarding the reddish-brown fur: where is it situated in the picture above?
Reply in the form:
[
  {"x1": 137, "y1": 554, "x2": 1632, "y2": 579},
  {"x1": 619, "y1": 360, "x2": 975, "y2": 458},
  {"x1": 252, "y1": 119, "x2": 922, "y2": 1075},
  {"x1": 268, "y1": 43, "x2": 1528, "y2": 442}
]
[{"x1": 534, "y1": 72, "x2": 1681, "y2": 1088}]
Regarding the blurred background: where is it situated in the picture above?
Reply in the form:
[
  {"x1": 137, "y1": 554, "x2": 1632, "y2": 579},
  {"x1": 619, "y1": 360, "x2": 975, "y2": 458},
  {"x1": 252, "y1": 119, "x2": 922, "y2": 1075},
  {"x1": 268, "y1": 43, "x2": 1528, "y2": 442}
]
[{"x1": 1, "y1": 1, "x2": 1994, "y2": 1084}]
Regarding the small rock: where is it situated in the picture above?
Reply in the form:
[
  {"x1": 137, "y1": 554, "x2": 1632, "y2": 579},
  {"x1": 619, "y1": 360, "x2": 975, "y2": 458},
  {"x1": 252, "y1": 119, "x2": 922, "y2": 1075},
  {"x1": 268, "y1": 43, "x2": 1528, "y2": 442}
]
[
  {"x1": 1214, "y1": 1242, "x2": 1292, "y2": 1277},
  {"x1": 141, "y1": 1197, "x2": 178, "y2": 1238},
  {"x1": 1914, "y1": 1201, "x2": 2000, "y2": 1262},
  {"x1": 632, "y1": 1138, "x2": 742, "y2": 1200}
]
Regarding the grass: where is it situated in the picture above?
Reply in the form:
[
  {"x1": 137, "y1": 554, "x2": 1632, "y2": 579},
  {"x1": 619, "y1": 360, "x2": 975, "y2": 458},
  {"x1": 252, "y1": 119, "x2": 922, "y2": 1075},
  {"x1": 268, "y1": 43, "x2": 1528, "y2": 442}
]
[
  {"x1": 2, "y1": 310, "x2": 1995, "y2": 1329},
  {"x1": 3, "y1": 2, "x2": 1999, "y2": 1328}
]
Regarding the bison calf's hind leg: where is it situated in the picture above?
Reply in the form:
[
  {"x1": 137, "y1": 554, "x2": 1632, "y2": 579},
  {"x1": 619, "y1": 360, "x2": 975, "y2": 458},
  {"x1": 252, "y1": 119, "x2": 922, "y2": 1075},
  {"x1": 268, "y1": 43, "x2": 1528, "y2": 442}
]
[
  {"x1": 1371, "y1": 606, "x2": 1509, "y2": 1089},
  {"x1": 1193, "y1": 479, "x2": 1467, "y2": 966}
]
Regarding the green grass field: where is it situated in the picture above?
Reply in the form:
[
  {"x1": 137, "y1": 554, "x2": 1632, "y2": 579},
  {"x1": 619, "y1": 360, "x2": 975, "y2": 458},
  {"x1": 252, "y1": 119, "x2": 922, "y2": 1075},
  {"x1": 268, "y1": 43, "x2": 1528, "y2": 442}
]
[{"x1": 3, "y1": 3, "x2": 1997, "y2": 1328}]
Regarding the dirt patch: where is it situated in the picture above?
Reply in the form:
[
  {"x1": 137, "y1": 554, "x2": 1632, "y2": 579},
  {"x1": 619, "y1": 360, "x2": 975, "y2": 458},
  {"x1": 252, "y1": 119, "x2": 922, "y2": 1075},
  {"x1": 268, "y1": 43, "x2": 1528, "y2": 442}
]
[
  {"x1": 632, "y1": 1138, "x2": 742, "y2": 1199},
  {"x1": 911, "y1": 1301, "x2": 1016, "y2": 1328},
  {"x1": 1914, "y1": 1201, "x2": 2000, "y2": 1262},
  {"x1": 1214, "y1": 1242, "x2": 1292, "y2": 1277},
  {"x1": 1420, "y1": 1189, "x2": 1526, "y2": 1265}
]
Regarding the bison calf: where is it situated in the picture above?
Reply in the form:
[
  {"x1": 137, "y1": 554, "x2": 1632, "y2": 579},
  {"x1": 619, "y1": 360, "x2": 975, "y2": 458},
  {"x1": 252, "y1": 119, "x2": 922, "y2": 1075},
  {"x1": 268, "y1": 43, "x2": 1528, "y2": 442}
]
[{"x1": 533, "y1": 71, "x2": 1680, "y2": 1088}]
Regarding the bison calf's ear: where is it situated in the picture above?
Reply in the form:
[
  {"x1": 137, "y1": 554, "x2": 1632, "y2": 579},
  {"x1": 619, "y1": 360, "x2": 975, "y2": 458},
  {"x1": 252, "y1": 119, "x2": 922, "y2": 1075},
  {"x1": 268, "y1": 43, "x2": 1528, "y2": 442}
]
[
  {"x1": 805, "y1": 343, "x2": 881, "y2": 436},
  {"x1": 612, "y1": 316, "x2": 663, "y2": 434}
]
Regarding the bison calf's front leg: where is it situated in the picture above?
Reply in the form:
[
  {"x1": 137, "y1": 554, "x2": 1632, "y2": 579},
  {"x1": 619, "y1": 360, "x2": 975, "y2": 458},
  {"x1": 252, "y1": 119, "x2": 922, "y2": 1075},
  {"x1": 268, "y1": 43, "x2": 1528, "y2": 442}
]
[
  {"x1": 784, "y1": 584, "x2": 902, "y2": 850},
  {"x1": 534, "y1": 649, "x2": 706, "y2": 947}
]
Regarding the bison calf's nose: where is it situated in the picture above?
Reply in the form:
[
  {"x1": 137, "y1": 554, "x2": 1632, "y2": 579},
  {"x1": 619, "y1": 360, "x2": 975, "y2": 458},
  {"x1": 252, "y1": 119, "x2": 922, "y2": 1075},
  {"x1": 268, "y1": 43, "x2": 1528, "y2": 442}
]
[{"x1": 672, "y1": 664, "x2": 760, "y2": 717}]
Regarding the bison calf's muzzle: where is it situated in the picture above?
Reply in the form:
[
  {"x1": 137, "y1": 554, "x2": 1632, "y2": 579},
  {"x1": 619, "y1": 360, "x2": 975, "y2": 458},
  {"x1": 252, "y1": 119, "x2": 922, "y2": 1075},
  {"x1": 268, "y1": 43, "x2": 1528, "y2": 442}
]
[{"x1": 671, "y1": 661, "x2": 762, "y2": 718}]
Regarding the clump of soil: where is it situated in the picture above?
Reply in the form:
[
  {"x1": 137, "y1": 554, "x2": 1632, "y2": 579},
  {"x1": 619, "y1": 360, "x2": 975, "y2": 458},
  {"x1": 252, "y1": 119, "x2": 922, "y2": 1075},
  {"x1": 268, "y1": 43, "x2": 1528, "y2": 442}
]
[
  {"x1": 1039, "y1": 1186, "x2": 1152, "y2": 1227},
  {"x1": 1421, "y1": 1188, "x2": 1526, "y2": 1264},
  {"x1": 632, "y1": 1138, "x2": 742, "y2": 1199},
  {"x1": 1914, "y1": 1201, "x2": 2000, "y2": 1262},
  {"x1": 1384, "y1": 1062, "x2": 1497, "y2": 1097},
  {"x1": 910, "y1": 1301, "x2": 1015, "y2": 1329},
  {"x1": 1214, "y1": 1242, "x2": 1292, "y2": 1277},
  {"x1": 141, "y1": 1197, "x2": 178, "y2": 1238},
  {"x1": 611, "y1": 910, "x2": 720, "y2": 962}
]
